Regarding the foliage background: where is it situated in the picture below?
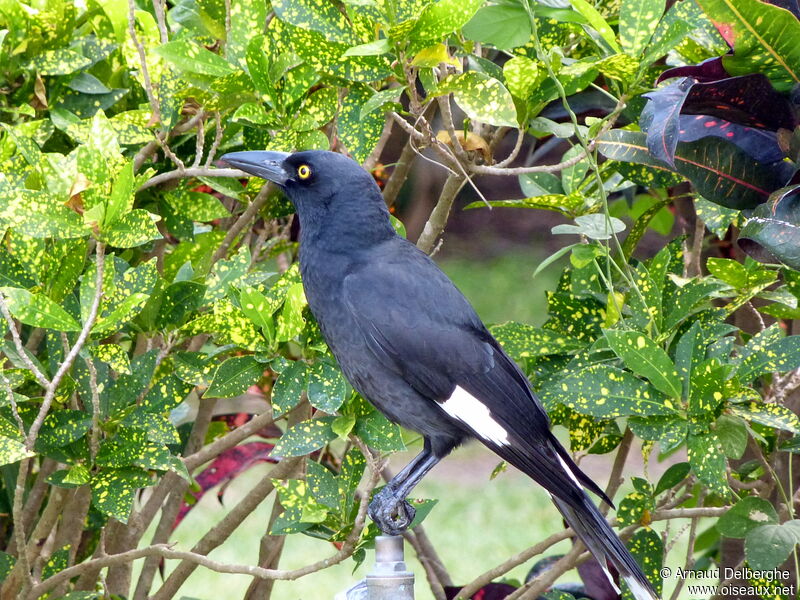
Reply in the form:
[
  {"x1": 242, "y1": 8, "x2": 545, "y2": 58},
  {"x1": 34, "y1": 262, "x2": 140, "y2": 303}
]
[{"x1": 1, "y1": 0, "x2": 800, "y2": 598}]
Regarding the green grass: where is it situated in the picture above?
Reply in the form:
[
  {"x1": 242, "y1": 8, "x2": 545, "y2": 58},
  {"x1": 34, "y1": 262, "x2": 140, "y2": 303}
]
[{"x1": 438, "y1": 248, "x2": 560, "y2": 327}]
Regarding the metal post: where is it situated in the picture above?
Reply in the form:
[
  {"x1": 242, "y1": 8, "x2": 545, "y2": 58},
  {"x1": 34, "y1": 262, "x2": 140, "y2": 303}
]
[
  {"x1": 367, "y1": 535, "x2": 415, "y2": 600},
  {"x1": 335, "y1": 535, "x2": 415, "y2": 600}
]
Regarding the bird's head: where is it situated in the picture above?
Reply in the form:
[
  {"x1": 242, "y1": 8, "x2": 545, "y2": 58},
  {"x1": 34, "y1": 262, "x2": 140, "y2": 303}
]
[
  {"x1": 221, "y1": 149, "x2": 378, "y2": 203},
  {"x1": 221, "y1": 149, "x2": 393, "y2": 244}
]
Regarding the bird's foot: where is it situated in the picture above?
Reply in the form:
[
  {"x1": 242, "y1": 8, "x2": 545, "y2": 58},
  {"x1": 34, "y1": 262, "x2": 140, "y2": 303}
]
[{"x1": 368, "y1": 486, "x2": 416, "y2": 535}]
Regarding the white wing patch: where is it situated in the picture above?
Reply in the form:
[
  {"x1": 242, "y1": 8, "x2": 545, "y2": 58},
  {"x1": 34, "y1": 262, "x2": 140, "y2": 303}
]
[
  {"x1": 557, "y1": 454, "x2": 583, "y2": 488},
  {"x1": 441, "y1": 386, "x2": 509, "y2": 445}
]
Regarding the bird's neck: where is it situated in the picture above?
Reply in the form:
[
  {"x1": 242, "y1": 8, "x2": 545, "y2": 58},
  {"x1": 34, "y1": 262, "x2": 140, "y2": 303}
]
[{"x1": 295, "y1": 200, "x2": 397, "y2": 253}]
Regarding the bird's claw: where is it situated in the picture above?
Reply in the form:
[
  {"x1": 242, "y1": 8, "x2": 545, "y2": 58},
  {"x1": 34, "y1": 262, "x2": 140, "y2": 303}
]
[{"x1": 368, "y1": 487, "x2": 416, "y2": 535}]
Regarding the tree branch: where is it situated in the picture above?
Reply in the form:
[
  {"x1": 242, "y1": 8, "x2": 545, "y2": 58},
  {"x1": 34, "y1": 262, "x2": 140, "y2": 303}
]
[
  {"x1": 26, "y1": 243, "x2": 106, "y2": 448},
  {"x1": 138, "y1": 167, "x2": 247, "y2": 191},
  {"x1": 0, "y1": 297, "x2": 50, "y2": 388},
  {"x1": 415, "y1": 173, "x2": 466, "y2": 254}
]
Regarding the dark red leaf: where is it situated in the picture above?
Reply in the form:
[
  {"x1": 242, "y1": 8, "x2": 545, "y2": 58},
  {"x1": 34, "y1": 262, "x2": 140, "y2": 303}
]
[
  {"x1": 682, "y1": 74, "x2": 797, "y2": 131},
  {"x1": 444, "y1": 583, "x2": 517, "y2": 600},
  {"x1": 641, "y1": 78, "x2": 694, "y2": 166},
  {"x1": 765, "y1": 0, "x2": 800, "y2": 19},
  {"x1": 658, "y1": 57, "x2": 730, "y2": 84},
  {"x1": 173, "y1": 441, "x2": 277, "y2": 529},
  {"x1": 678, "y1": 115, "x2": 784, "y2": 162}
]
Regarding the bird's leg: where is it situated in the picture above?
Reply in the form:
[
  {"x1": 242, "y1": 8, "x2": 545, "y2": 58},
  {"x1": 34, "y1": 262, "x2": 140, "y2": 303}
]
[{"x1": 369, "y1": 448, "x2": 441, "y2": 535}]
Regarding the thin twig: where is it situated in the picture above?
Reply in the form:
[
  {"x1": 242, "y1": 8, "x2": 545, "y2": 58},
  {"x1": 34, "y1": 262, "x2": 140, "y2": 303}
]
[
  {"x1": 26, "y1": 243, "x2": 106, "y2": 448},
  {"x1": 127, "y1": 0, "x2": 161, "y2": 125},
  {"x1": 603, "y1": 427, "x2": 633, "y2": 513},
  {"x1": 0, "y1": 297, "x2": 49, "y2": 388},
  {"x1": 138, "y1": 167, "x2": 247, "y2": 191},
  {"x1": 210, "y1": 183, "x2": 272, "y2": 263},
  {"x1": 204, "y1": 112, "x2": 225, "y2": 168},
  {"x1": 84, "y1": 356, "x2": 101, "y2": 459}
]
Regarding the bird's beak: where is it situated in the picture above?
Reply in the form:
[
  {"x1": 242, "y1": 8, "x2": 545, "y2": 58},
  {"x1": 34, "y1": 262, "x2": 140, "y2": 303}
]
[{"x1": 221, "y1": 151, "x2": 292, "y2": 185}]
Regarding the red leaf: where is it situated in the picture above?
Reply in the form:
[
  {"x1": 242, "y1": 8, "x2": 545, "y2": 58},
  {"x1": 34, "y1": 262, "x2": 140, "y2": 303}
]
[{"x1": 173, "y1": 441, "x2": 277, "y2": 529}]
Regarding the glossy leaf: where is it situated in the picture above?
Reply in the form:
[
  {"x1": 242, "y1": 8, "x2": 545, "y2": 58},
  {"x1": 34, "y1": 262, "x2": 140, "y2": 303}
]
[
  {"x1": 739, "y1": 186, "x2": 800, "y2": 269},
  {"x1": 271, "y1": 416, "x2": 336, "y2": 457},
  {"x1": 697, "y1": 0, "x2": 800, "y2": 91},
  {"x1": 206, "y1": 355, "x2": 263, "y2": 398},
  {"x1": 90, "y1": 467, "x2": 153, "y2": 523},
  {"x1": 540, "y1": 364, "x2": 674, "y2": 418},
  {"x1": 598, "y1": 130, "x2": 792, "y2": 209},
  {"x1": 687, "y1": 430, "x2": 728, "y2": 495},
  {"x1": 435, "y1": 72, "x2": 517, "y2": 128},
  {"x1": 0, "y1": 287, "x2": 80, "y2": 331},
  {"x1": 605, "y1": 330, "x2": 682, "y2": 398}
]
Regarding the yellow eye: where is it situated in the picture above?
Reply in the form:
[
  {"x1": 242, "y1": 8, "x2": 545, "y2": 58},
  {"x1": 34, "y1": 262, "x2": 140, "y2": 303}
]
[{"x1": 297, "y1": 164, "x2": 312, "y2": 180}]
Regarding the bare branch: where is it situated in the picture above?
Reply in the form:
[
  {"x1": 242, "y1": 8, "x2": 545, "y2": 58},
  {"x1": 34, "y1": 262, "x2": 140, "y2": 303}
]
[
  {"x1": 84, "y1": 356, "x2": 101, "y2": 459},
  {"x1": 151, "y1": 0, "x2": 168, "y2": 43},
  {"x1": 204, "y1": 112, "x2": 225, "y2": 168},
  {"x1": 603, "y1": 427, "x2": 633, "y2": 513},
  {"x1": 470, "y1": 148, "x2": 589, "y2": 176},
  {"x1": 27, "y1": 243, "x2": 106, "y2": 448},
  {"x1": 416, "y1": 173, "x2": 466, "y2": 254},
  {"x1": 383, "y1": 137, "x2": 416, "y2": 208},
  {"x1": 0, "y1": 296, "x2": 50, "y2": 388},
  {"x1": 210, "y1": 183, "x2": 272, "y2": 264},
  {"x1": 151, "y1": 456, "x2": 304, "y2": 599},
  {"x1": 127, "y1": 0, "x2": 161, "y2": 125},
  {"x1": 138, "y1": 167, "x2": 247, "y2": 191}
]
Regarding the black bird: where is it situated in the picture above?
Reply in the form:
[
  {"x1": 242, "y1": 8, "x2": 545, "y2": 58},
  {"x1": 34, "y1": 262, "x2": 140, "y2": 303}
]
[{"x1": 221, "y1": 150, "x2": 658, "y2": 600}]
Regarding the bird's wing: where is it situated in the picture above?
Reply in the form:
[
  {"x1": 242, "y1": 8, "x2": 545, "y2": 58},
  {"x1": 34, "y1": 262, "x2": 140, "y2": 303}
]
[{"x1": 341, "y1": 248, "x2": 608, "y2": 503}]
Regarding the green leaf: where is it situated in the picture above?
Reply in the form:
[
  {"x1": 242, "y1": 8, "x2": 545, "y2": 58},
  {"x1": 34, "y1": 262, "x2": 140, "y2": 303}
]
[
  {"x1": 434, "y1": 72, "x2": 517, "y2": 128},
  {"x1": 409, "y1": 0, "x2": 483, "y2": 45},
  {"x1": 101, "y1": 210, "x2": 161, "y2": 248},
  {"x1": 620, "y1": 0, "x2": 666, "y2": 55},
  {"x1": 569, "y1": 0, "x2": 621, "y2": 52},
  {"x1": 0, "y1": 436, "x2": 34, "y2": 466},
  {"x1": 617, "y1": 477, "x2": 655, "y2": 526},
  {"x1": 35, "y1": 410, "x2": 91, "y2": 452},
  {"x1": 715, "y1": 415, "x2": 748, "y2": 459},
  {"x1": 464, "y1": 194, "x2": 584, "y2": 216},
  {"x1": 491, "y1": 322, "x2": 585, "y2": 360},
  {"x1": 271, "y1": 416, "x2": 336, "y2": 457},
  {"x1": 663, "y1": 279, "x2": 725, "y2": 330},
  {"x1": 654, "y1": 462, "x2": 690, "y2": 495},
  {"x1": 332, "y1": 414, "x2": 356, "y2": 440},
  {"x1": 730, "y1": 402, "x2": 800, "y2": 434},
  {"x1": 687, "y1": 431, "x2": 728, "y2": 495},
  {"x1": 166, "y1": 190, "x2": 229, "y2": 222},
  {"x1": 625, "y1": 528, "x2": 664, "y2": 598},
  {"x1": 206, "y1": 355, "x2": 263, "y2": 398},
  {"x1": 306, "y1": 461, "x2": 339, "y2": 510},
  {"x1": 697, "y1": 0, "x2": 800, "y2": 91},
  {"x1": 552, "y1": 214, "x2": 626, "y2": 240},
  {"x1": 272, "y1": 360, "x2": 307, "y2": 415},
  {"x1": 463, "y1": 4, "x2": 532, "y2": 50},
  {"x1": 355, "y1": 410, "x2": 405, "y2": 452},
  {"x1": 30, "y1": 48, "x2": 91, "y2": 75},
  {"x1": 0, "y1": 287, "x2": 80, "y2": 331},
  {"x1": 605, "y1": 330, "x2": 682, "y2": 398},
  {"x1": 307, "y1": 359, "x2": 348, "y2": 413},
  {"x1": 293, "y1": 87, "x2": 338, "y2": 132},
  {"x1": 737, "y1": 335, "x2": 800, "y2": 382},
  {"x1": 272, "y1": 0, "x2": 364, "y2": 44},
  {"x1": 344, "y1": 38, "x2": 391, "y2": 57},
  {"x1": 541, "y1": 364, "x2": 674, "y2": 418},
  {"x1": 745, "y1": 524, "x2": 797, "y2": 570},
  {"x1": 276, "y1": 282, "x2": 307, "y2": 342},
  {"x1": 718, "y1": 496, "x2": 778, "y2": 538},
  {"x1": 91, "y1": 467, "x2": 153, "y2": 523},
  {"x1": 338, "y1": 84, "x2": 386, "y2": 163},
  {"x1": 103, "y1": 161, "x2": 134, "y2": 228},
  {"x1": 155, "y1": 281, "x2": 206, "y2": 330},
  {"x1": 153, "y1": 40, "x2": 235, "y2": 77}
]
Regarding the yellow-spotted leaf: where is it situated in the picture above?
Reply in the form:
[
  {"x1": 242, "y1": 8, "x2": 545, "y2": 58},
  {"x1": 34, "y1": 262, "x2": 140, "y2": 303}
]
[
  {"x1": 271, "y1": 416, "x2": 337, "y2": 457},
  {"x1": 434, "y1": 72, "x2": 517, "y2": 127},
  {"x1": 206, "y1": 355, "x2": 263, "y2": 398},
  {"x1": 90, "y1": 467, "x2": 153, "y2": 523},
  {"x1": 541, "y1": 364, "x2": 674, "y2": 418},
  {"x1": 605, "y1": 330, "x2": 682, "y2": 398},
  {"x1": 0, "y1": 287, "x2": 80, "y2": 331}
]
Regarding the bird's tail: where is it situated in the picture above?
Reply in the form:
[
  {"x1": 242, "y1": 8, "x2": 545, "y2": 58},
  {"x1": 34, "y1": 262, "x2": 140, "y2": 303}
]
[{"x1": 550, "y1": 493, "x2": 658, "y2": 600}]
